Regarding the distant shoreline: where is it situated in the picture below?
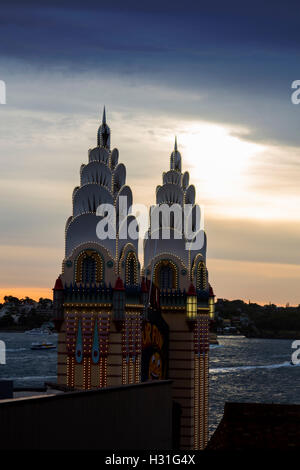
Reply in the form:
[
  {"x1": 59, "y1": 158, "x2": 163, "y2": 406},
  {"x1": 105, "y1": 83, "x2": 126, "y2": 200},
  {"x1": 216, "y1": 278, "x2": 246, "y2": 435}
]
[
  {"x1": 1, "y1": 330, "x2": 298, "y2": 341},
  {"x1": 0, "y1": 327, "x2": 27, "y2": 333}
]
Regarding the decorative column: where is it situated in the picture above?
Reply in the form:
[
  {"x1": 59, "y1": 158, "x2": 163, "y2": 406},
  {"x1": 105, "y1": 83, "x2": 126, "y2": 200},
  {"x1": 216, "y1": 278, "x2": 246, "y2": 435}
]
[
  {"x1": 107, "y1": 277, "x2": 125, "y2": 387},
  {"x1": 186, "y1": 283, "x2": 210, "y2": 450}
]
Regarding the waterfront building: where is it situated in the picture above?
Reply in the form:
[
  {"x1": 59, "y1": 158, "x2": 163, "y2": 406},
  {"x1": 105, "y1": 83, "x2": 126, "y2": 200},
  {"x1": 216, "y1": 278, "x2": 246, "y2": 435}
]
[
  {"x1": 53, "y1": 108, "x2": 214, "y2": 450},
  {"x1": 53, "y1": 108, "x2": 144, "y2": 389},
  {"x1": 143, "y1": 137, "x2": 214, "y2": 449}
]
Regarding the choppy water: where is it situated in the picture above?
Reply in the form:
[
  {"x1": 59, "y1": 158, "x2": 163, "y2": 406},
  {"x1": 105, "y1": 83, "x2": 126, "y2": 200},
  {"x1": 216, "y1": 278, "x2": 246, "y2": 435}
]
[
  {"x1": 0, "y1": 332, "x2": 57, "y2": 385},
  {"x1": 0, "y1": 333, "x2": 299, "y2": 434},
  {"x1": 209, "y1": 336, "x2": 300, "y2": 435}
]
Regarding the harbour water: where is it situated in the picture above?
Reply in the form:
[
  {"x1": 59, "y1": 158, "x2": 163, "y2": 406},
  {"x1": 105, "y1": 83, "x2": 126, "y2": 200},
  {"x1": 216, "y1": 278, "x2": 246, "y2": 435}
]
[
  {"x1": 209, "y1": 336, "x2": 300, "y2": 435},
  {"x1": 0, "y1": 332, "x2": 299, "y2": 435}
]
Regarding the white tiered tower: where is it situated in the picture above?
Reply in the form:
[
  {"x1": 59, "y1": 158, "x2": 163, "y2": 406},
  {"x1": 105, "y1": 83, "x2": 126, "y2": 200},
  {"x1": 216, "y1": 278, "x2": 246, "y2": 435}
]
[
  {"x1": 144, "y1": 138, "x2": 214, "y2": 450},
  {"x1": 53, "y1": 108, "x2": 144, "y2": 390},
  {"x1": 53, "y1": 114, "x2": 215, "y2": 450}
]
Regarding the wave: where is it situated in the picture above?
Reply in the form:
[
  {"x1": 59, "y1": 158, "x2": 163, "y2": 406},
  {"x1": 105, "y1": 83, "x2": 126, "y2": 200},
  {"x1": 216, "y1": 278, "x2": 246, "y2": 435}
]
[
  {"x1": 209, "y1": 344, "x2": 224, "y2": 349},
  {"x1": 209, "y1": 361, "x2": 299, "y2": 374}
]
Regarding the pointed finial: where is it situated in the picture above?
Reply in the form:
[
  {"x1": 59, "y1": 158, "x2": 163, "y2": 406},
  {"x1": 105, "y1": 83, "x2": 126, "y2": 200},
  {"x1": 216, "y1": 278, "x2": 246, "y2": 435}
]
[
  {"x1": 170, "y1": 135, "x2": 181, "y2": 172},
  {"x1": 102, "y1": 105, "x2": 106, "y2": 125},
  {"x1": 97, "y1": 105, "x2": 110, "y2": 148}
]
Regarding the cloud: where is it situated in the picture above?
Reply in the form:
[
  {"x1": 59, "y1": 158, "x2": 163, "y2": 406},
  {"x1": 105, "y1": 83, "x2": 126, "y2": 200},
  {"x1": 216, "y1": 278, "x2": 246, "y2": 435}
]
[
  {"x1": 206, "y1": 217, "x2": 300, "y2": 266},
  {"x1": 209, "y1": 258, "x2": 300, "y2": 306},
  {"x1": 0, "y1": 245, "x2": 62, "y2": 288},
  {"x1": 0, "y1": 6, "x2": 300, "y2": 304},
  {"x1": 0, "y1": 1, "x2": 300, "y2": 148}
]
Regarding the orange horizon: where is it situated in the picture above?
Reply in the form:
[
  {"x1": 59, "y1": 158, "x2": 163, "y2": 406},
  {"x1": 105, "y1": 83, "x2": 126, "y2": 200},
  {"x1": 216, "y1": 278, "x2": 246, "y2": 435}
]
[
  {"x1": 0, "y1": 287, "x2": 53, "y2": 303},
  {"x1": 0, "y1": 287, "x2": 294, "y2": 308}
]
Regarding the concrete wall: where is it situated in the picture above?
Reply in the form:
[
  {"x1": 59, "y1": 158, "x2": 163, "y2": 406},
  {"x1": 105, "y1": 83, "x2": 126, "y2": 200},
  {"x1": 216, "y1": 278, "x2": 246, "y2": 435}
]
[
  {"x1": 0, "y1": 380, "x2": 13, "y2": 399},
  {"x1": 0, "y1": 381, "x2": 172, "y2": 450}
]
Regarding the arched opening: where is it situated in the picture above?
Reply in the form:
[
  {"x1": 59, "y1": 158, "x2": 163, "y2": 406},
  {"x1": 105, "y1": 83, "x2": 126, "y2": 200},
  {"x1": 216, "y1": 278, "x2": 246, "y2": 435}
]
[
  {"x1": 128, "y1": 256, "x2": 135, "y2": 285},
  {"x1": 159, "y1": 265, "x2": 173, "y2": 289},
  {"x1": 82, "y1": 256, "x2": 96, "y2": 284},
  {"x1": 125, "y1": 252, "x2": 138, "y2": 286},
  {"x1": 153, "y1": 260, "x2": 178, "y2": 290},
  {"x1": 196, "y1": 262, "x2": 207, "y2": 291},
  {"x1": 75, "y1": 250, "x2": 103, "y2": 283}
]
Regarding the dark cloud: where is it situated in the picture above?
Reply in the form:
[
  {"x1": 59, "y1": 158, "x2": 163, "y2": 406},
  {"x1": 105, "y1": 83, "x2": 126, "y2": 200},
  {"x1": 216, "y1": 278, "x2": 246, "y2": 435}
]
[
  {"x1": 1, "y1": 2, "x2": 300, "y2": 146},
  {"x1": 1, "y1": 1, "x2": 300, "y2": 302}
]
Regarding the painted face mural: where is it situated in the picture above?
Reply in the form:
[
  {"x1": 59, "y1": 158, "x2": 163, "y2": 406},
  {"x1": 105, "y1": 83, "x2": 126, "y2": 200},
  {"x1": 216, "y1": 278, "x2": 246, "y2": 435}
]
[
  {"x1": 148, "y1": 352, "x2": 162, "y2": 380},
  {"x1": 141, "y1": 317, "x2": 169, "y2": 382}
]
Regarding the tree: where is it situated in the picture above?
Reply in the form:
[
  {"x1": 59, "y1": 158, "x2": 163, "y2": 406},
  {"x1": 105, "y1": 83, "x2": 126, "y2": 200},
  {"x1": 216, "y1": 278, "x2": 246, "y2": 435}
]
[{"x1": 3, "y1": 296, "x2": 20, "y2": 305}]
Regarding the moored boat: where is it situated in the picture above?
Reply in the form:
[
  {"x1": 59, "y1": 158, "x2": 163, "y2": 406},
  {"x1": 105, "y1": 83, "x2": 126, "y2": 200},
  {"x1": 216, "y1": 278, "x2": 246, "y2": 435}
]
[{"x1": 30, "y1": 341, "x2": 56, "y2": 350}]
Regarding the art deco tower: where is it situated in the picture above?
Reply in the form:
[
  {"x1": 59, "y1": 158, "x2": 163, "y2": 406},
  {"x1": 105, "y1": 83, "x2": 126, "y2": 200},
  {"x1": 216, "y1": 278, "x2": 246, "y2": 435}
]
[
  {"x1": 144, "y1": 138, "x2": 214, "y2": 450},
  {"x1": 53, "y1": 108, "x2": 145, "y2": 389},
  {"x1": 53, "y1": 114, "x2": 214, "y2": 450}
]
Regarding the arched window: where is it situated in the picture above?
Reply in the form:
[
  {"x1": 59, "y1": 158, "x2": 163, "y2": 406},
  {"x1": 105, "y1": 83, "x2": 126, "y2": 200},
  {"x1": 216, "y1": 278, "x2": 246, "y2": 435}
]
[
  {"x1": 125, "y1": 252, "x2": 138, "y2": 286},
  {"x1": 196, "y1": 262, "x2": 207, "y2": 291},
  {"x1": 82, "y1": 256, "x2": 96, "y2": 283},
  {"x1": 127, "y1": 256, "x2": 135, "y2": 285},
  {"x1": 159, "y1": 265, "x2": 173, "y2": 290},
  {"x1": 75, "y1": 250, "x2": 103, "y2": 283},
  {"x1": 154, "y1": 260, "x2": 178, "y2": 290}
]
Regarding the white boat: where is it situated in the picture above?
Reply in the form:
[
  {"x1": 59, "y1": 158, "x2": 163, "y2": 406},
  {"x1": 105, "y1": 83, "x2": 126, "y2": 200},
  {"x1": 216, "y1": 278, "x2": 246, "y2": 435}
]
[{"x1": 30, "y1": 341, "x2": 56, "y2": 350}]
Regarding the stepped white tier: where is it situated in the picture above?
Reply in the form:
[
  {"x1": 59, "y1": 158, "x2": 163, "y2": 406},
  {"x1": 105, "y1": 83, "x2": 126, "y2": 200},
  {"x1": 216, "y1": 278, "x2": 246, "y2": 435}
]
[
  {"x1": 53, "y1": 109, "x2": 215, "y2": 451},
  {"x1": 64, "y1": 108, "x2": 139, "y2": 287},
  {"x1": 144, "y1": 136, "x2": 208, "y2": 293}
]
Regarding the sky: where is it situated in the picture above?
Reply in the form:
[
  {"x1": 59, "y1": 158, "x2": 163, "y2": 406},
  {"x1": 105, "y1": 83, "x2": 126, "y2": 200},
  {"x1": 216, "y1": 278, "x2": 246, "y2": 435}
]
[{"x1": 0, "y1": 1, "x2": 300, "y2": 305}]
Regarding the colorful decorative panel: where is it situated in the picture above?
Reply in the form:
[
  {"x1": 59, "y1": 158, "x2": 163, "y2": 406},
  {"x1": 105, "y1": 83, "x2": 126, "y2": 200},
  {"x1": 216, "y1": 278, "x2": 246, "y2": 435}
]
[{"x1": 141, "y1": 310, "x2": 169, "y2": 382}]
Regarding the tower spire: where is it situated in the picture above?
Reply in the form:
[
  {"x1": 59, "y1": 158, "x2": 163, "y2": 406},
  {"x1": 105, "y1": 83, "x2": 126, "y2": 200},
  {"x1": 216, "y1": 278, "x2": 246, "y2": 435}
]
[
  {"x1": 170, "y1": 135, "x2": 181, "y2": 172},
  {"x1": 97, "y1": 105, "x2": 111, "y2": 149}
]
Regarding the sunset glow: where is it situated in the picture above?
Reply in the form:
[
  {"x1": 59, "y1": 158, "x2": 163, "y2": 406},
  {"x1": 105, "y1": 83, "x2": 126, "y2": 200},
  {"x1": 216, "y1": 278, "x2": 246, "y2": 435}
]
[{"x1": 0, "y1": 3, "x2": 300, "y2": 307}]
